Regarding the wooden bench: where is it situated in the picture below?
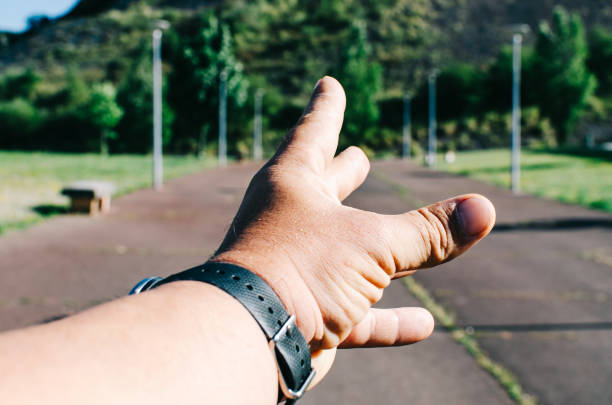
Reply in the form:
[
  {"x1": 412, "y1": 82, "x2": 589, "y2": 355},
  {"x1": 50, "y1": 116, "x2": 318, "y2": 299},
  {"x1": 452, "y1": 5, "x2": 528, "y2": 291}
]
[{"x1": 61, "y1": 181, "x2": 115, "y2": 215}]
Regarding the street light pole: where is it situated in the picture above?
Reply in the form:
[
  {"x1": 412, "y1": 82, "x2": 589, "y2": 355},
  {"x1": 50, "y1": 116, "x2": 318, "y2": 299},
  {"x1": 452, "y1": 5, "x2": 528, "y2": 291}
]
[
  {"x1": 427, "y1": 71, "x2": 437, "y2": 167},
  {"x1": 152, "y1": 28, "x2": 163, "y2": 190},
  {"x1": 511, "y1": 33, "x2": 522, "y2": 194},
  {"x1": 402, "y1": 93, "x2": 411, "y2": 160},
  {"x1": 218, "y1": 70, "x2": 227, "y2": 167},
  {"x1": 253, "y1": 89, "x2": 263, "y2": 161}
]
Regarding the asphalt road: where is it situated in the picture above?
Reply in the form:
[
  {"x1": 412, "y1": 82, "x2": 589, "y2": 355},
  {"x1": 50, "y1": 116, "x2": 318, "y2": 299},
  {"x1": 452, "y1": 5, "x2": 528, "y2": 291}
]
[
  {"x1": 371, "y1": 161, "x2": 612, "y2": 405},
  {"x1": 1, "y1": 160, "x2": 610, "y2": 404}
]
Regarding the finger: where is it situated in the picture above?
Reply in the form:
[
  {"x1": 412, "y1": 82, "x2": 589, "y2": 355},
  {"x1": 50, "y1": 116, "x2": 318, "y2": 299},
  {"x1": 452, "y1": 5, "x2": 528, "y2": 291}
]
[
  {"x1": 277, "y1": 76, "x2": 346, "y2": 173},
  {"x1": 382, "y1": 194, "x2": 496, "y2": 274},
  {"x1": 307, "y1": 348, "x2": 337, "y2": 390},
  {"x1": 339, "y1": 307, "x2": 434, "y2": 348},
  {"x1": 326, "y1": 146, "x2": 370, "y2": 201}
]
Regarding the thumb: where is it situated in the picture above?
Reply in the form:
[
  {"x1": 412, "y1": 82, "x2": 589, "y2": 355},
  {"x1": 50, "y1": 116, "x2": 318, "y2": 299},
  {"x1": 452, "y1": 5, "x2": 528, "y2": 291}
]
[{"x1": 381, "y1": 194, "x2": 496, "y2": 275}]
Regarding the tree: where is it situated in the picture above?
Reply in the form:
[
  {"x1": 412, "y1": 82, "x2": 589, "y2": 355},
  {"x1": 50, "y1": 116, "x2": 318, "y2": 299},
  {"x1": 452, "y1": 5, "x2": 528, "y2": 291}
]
[
  {"x1": 0, "y1": 98, "x2": 42, "y2": 149},
  {"x1": 532, "y1": 6, "x2": 596, "y2": 144},
  {"x1": 115, "y1": 42, "x2": 174, "y2": 153},
  {"x1": 81, "y1": 82, "x2": 123, "y2": 154},
  {"x1": 0, "y1": 69, "x2": 40, "y2": 101},
  {"x1": 587, "y1": 27, "x2": 612, "y2": 96},
  {"x1": 334, "y1": 21, "x2": 382, "y2": 149},
  {"x1": 435, "y1": 62, "x2": 484, "y2": 121},
  {"x1": 480, "y1": 45, "x2": 537, "y2": 114},
  {"x1": 167, "y1": 12, "x2": 248, "y2": 154}
]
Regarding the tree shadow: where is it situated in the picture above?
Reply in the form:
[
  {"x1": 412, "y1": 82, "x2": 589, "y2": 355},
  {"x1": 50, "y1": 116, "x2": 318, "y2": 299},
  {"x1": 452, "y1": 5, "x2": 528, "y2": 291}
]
[
  {"x1": 404, "y1": 170, "x2": 463, "y2": 179},
  {"x1": 457, "y1": 161, "x2": 571, "y2": 176},
  {"x1": 536, "y1": 147, "x2": 612, "y2": 162},
  {"x1": 493, "y1": 217, "x2": 612, "y2": 232},
  {"x1": 437, "y1": 321, "x2": 612, "y2": 332},
  {"x1": 31, "y1": 204, "x2": 68, "y2": 217}
]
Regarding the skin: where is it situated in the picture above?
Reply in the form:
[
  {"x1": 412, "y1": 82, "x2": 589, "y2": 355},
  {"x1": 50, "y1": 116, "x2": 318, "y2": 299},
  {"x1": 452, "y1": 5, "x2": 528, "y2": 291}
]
[{"x1": 0, "y1": 76, "x2": 495, "y2": 404}]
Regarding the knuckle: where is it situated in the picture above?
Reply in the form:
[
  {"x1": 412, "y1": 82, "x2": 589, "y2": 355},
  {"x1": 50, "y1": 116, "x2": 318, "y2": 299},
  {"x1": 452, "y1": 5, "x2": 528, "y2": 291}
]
[
  {"x1": 347, "y1": 146, "x2": 371, "y2": 174},
  {"x1": 410, "y1": 204, "x2": 455, "y2": 265}
]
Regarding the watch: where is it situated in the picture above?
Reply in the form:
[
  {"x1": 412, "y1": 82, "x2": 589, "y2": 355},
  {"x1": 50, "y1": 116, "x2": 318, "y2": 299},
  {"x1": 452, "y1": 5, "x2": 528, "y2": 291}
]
[{"x1": 130, "y1": 262, "x2": 316, "y2": 404}]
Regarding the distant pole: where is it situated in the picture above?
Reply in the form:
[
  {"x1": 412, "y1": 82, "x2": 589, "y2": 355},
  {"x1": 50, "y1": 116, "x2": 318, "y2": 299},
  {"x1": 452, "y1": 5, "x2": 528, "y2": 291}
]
[
  {"x1": 511, "y1": 33, "x2": 522, "y2": 194},
  {"x1": 427, "y1": 71, "x2": 437, "y2": 167},
  {"x1": 402, "y1": 93, "x2": 411, "y2": 160},
  {"x1": 152, "y1": 28, "x2": 163, "y2": 190},
  {"x1": 253, "y1": 89, "x2": 263, "y2": 160},
  {"x1": 218, "y1": 70, "x2": 228, "y2": 167}
]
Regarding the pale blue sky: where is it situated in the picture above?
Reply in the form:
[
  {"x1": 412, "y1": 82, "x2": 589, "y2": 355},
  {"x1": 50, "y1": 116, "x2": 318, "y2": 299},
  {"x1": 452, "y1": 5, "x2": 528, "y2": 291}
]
[{"x1": 0, "y1": 0, "x2": 79, "y2": 32}]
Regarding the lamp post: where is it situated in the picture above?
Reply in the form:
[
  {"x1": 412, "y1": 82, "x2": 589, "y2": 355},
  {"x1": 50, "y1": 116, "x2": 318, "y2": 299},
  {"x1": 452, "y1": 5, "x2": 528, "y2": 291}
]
[
  {"x1": 509, "y1": 24, "x2": 529, "y2": 194},
  {"x1": 402, "y1": 93, "x2": 412, "y2": 160},
  {"x1": 511, "y1": 33, "x2": 522, "y2": 193},
  {"x1": 218, "y1": 70, "x2": 228, "y2": 167},
  {"x1": 151, "y1": 20, "x2": 169, "y2": 191},
  {"x1": 427, "y1": 70, "x2": 438, "y2": 167},
  {"x1": 253, "y1": 89, "x2": 263, "y2": 161}
]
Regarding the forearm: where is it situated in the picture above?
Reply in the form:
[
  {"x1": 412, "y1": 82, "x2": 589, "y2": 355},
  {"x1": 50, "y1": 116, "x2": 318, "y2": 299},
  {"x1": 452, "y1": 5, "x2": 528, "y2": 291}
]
[{"x1": 0, "y1": 281, "x2": 278, "y2": 404}]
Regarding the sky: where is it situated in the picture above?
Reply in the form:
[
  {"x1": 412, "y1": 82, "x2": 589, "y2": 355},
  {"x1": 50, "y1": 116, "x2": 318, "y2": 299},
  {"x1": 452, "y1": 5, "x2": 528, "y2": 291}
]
[{"x1": 0, "y1": 0, "x2": 79, "y2": 32}]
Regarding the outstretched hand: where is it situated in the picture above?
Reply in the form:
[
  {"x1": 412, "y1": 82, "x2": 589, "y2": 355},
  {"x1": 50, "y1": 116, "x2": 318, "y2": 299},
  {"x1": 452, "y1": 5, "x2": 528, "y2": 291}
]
[{"x1": 212, "y1": 76, "x2": 495, "y2": 386}]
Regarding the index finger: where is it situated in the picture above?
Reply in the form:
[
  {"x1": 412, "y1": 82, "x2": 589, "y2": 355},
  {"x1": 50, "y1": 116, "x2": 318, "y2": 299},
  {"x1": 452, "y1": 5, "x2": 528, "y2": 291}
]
[{"x1": 277, "y1": 76, "x2": 346, "y2": 173}]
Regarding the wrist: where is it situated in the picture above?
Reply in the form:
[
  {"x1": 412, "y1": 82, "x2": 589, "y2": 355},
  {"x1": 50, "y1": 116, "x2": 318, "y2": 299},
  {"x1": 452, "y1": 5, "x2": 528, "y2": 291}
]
[
  {"x1": 131, "y1": 261, "x2": 317, "y2": 402},
  {"x1": 210, "y1": 249, "x2": 321, "y2": 345}
]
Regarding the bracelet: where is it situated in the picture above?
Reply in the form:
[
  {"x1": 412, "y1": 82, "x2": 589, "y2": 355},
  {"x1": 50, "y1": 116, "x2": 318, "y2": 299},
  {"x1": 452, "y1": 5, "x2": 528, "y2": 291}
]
[{"x1": 130, "y1": 262, "x2": 315, "y2": 403}]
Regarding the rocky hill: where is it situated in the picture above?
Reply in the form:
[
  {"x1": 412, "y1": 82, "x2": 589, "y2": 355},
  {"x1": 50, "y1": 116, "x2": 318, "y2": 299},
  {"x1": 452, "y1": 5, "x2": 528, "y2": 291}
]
[{"x1": 1, "y1": 0, "x2": 610, "y2": 90}]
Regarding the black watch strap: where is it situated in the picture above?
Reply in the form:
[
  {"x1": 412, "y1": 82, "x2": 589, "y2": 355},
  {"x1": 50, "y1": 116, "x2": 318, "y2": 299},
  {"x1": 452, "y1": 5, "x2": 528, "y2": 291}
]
[{"x1": 130, "y1": 262, "x2": 315, "y2": 403}]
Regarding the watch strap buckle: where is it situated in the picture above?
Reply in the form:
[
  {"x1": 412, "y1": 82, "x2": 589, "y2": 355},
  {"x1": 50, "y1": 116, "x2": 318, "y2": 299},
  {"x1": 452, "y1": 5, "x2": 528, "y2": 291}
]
[{"x1": 269, "y1": 315, "x2": 316, "y2": 401}]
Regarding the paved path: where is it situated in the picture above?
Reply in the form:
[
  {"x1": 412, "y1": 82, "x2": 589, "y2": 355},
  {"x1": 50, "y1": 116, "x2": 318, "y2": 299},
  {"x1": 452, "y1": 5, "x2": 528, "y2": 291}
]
[
  {"x1": 1, "y1": 160, "x2": 610, "y2": 404},
  {"x1": 371, "y1": 161, "x2": 612, "y2": 405}
]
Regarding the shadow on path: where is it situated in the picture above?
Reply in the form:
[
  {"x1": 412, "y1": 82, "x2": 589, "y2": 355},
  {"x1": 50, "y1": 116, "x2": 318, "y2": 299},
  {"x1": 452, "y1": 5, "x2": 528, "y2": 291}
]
[
  {"x1": 435, "y1": 322, "x2": 612, "y2": 332},
  {"x1": 493, "y1": 217, "x2": 612, "y2": 232}
]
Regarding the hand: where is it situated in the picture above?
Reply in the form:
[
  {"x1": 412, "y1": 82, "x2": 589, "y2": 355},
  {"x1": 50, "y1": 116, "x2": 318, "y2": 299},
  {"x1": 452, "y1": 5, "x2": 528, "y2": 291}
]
[{"x1": 212, "y1": 76, "x2": 495, "y2": 385}]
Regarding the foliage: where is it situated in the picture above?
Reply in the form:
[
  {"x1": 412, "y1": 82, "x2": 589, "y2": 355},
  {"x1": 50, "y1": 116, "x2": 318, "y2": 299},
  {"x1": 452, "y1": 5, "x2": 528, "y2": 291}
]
[
  {"x1": 365, "y1": 0, "x2": 454, "y2": 89},
  {"x1": 81, "y1": 82, "x2": 124, "y2": 153},
  {"x1": 532, "y1": 6, "x2": 597, "y2": 144},
  {"x1": 0, "y1": 69, "x2": 40, "y2": 101},
  {"x1": 411, "y1": 62, "x2": 484, "y2": 123},
  {"x1": 0, "y1": 1, "x2": 610, "y2": 155},
  {"x1": 480, "y1": 46, "x2": 538, "y2": 113},
  {"x1": 166, "y1": 11, "x2": 248, "y2": 154},
  {"x1": 114, "y1": 41, "x2": 174, "y2": 153},
  {"x1": 0, "y1": 98, "x2": 43, "y2": 149},
  {"x1": 0, "y1": 68, "x2": 125, "y2": 153},
  {"x1": 333, "y1": 21, "x2": 382, "y2": 149},
  {"x1": 587, "y1": 27, "x2": 612, "y2": 95}
]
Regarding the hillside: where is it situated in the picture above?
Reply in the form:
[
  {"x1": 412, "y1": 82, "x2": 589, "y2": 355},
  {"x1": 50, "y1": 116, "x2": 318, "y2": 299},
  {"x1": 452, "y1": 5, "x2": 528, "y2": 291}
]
[
  {"x1": 1, "y1": 0, "x2": 611, "y2": 93},
  {"x1": 0, "y1": 0, "x2": 610, "y2": 156}
]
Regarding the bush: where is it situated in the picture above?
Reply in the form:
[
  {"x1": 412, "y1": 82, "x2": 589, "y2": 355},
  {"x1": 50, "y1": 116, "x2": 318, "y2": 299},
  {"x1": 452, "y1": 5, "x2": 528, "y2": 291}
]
[
  {"x1": 0, "y1": 69, "x2": 40, "y2": 102},
  {"x1": 0, "y1": 98, "x2": 43, "y2": 149}
]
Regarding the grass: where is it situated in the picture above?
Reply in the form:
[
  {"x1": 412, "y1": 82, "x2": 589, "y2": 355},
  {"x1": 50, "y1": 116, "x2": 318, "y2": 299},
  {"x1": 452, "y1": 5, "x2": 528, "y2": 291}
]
[
  {"x1": 432, "y1": 148, "x2": 612, "y2": 212},
  {"x1": 403, "y1": 277, "x2": 538, "y2": 405},
  {"x1": 0, "y1": 151, "x2": 215, "y2": 235}
]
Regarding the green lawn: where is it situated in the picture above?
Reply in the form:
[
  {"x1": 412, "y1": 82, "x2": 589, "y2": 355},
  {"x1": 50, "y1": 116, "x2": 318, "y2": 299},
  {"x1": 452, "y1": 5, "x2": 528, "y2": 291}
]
[
  {"x1": 433, "y1": 149, "x2": 612, "y2": 213},
  {"x1": 0, "y1": 152, "x2": 214, "y2": 235}
]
